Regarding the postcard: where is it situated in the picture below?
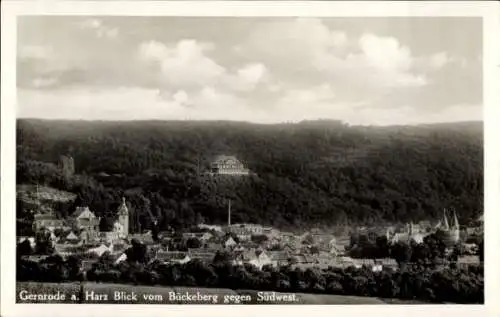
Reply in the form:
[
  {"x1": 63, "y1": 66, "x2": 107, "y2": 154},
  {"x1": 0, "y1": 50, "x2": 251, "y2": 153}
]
[{"x1": 1, "y1": 1, "x2": 499, "y2": 317}]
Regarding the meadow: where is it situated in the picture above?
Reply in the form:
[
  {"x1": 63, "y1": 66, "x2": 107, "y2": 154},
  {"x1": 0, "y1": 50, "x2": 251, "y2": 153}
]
[{"x1": 16, "y1": 282, "x2": 386, "y2": 304}]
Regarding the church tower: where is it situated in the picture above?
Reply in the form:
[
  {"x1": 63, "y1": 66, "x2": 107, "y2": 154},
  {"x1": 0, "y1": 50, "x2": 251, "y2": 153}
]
[{"x1": 117, "y1": 197, "x2": 129, "y2": 238}]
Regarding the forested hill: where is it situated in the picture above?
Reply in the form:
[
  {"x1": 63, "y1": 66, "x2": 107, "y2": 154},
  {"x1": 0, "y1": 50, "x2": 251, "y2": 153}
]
[{"x1": 16, "y1": 119, "x2": 483, "y2": 231}]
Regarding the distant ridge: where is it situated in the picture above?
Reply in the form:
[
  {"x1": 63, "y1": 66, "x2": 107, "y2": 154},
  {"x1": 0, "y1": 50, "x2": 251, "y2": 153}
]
[{"x1": 17, "y1": 118, "x2": 483, "y2": 128}]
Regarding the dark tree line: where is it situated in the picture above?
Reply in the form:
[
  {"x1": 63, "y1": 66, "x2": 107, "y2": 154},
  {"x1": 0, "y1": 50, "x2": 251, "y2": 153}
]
[
  {"x1": 17, "y1": 230, "x2": 484, "y2": 304},
  {"x1": 17, "y1": 248, "x2": 484, "y2": 304},
  {"x1": 16, "y1": 119, "x2": 483, "y2": 231}
]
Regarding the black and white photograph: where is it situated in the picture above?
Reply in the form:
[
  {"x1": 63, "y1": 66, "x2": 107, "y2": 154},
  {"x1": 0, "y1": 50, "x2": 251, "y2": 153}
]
[{"x1": 1, "y1": 1, "x2": 499, "y2": 317}]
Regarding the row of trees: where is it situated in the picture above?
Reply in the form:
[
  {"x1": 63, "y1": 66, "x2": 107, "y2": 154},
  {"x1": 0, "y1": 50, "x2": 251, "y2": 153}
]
[
  {"x1": 16, "y1": 119, "x2": 484, "y2": 231},
  {"x1": 17, "y1": 250, "x2": 484, "y2": 304},
  {"x1": 348, "y1": 231, "x2": 484, "y2": 268}
]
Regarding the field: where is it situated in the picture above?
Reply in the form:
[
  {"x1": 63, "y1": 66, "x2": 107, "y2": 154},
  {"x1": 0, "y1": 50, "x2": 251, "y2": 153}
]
[{"x1": 16, "y1": 282, "x2": 387, "y2": 304}]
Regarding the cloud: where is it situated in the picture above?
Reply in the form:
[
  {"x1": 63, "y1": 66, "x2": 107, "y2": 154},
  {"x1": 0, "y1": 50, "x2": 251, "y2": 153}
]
[
  {"x1": 17, "y1": 17, "x2": 481, "y2": 126},
  {"x1": 237, "y1": 63, "x2": 267, "y2": 87},
  {"x1": 429, "y1": 52, "x2": 450, "y2": 69},
  {"x1": 138, "y1": 40, "x2": 270, "y2": 93},
  {"x1": 17, "y1": 86, "x2": 254, "y2": 121},
  {"x1": 78, "y1": 19, "x2": 119, "y2": 39},
  {"x1": 138, "y1": 40, "x2": 226, "y2": 88},
  {"x1": 18, "y1": 45, "x2": 54, "y2": 60},
  {"x1": 238, "y1": 18, "x2": 427, "y2": 94},
  {"x1": 357, "y1": 34, "x2": 413, "y2": 72},
  {"x1": 31, "y1": 77, "x2": 59, "y2": 89}
]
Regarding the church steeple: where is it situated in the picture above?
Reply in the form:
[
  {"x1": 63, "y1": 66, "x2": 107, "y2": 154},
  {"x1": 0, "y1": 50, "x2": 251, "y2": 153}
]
[
  {"x1": 118, "y1": 196, "x2": 128, "y2": 215},
  {"x1": 452, "y1": 209, "x2": 459, "y2": 230},
  {"x1": 117, "y1": 196, "x2": 129, "y2": 238},
  {"x1": 442, "y1": 209, "x2": 450, "y2": 231}
]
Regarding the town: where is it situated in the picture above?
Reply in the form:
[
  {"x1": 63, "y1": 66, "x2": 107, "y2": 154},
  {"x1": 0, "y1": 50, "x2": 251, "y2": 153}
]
[{"x1": 17, "y1": 155, "x2": 483, "y2": 280}]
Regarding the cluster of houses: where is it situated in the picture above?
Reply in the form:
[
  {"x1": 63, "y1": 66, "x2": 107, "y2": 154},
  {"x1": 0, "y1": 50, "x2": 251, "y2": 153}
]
[
  {"x1": 20, "y1": 209, "x2": 402, "y2": 272},
  {"x1": 17, "y1": 154, "x2": 484, "y2": 274}
]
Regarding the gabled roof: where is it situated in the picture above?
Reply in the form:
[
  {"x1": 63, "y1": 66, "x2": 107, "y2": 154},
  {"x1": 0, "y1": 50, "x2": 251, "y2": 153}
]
[
  {"x1": 72, "y1": 206, "x2": 96, "y2": 219},
  {"x1": 66, "y1": 232, "x2": 79, "y2": 240},
  {"x1": 87, "y1": 244, "x2": 111, "y2": 257},
  {"x1": 212, "y1": 155, "x2": 241, "y2": 165},
  {"x1": 268, "y1": 251, "x2": 290, "y2": 261},
  {"x1": 292, "y1": 254, "x2": 307, "y2": 263}
]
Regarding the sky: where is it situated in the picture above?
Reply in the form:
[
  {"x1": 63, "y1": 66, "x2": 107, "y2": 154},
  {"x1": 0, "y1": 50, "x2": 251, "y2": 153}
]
[{"x1": 17, "y1": 17, "x2": 482, "y2": 125}]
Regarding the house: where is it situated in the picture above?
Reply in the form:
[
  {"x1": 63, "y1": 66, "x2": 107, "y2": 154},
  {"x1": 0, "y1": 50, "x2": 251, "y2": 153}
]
[
  {"x1": 457, "y1": 255, "x2": 481, "y2": 268},
  {"x1": 387, "y1": 223, "x2": 428, "y2": 245},
  {"x1": 267, "y1": 251, "x2": 290, "y2": 267},
  {"x1": 330, "y1": 244, "x2": 346, "y2": 256},
  {"x1": 264, "y1": 237, "x2": 281, "y2": 250},
  {"x1": 79, "y1": 229, "x2": 98, "y2": 243},
  {"x1": 290, "y1": 254, "x2": 321, "y2": 270},
  {"x1": 210, "y1": 155, "x2": 250, "y2": 176},
  {"x1": 282, "y1": 244, "x2": 297, "y2": 253},
  {"x1": 22, "y1": 255, "x2": 50, "y2": 263},
  {"x1": 224, "y1": 236, "x2": 237, "y2": 248},
  {"x1": 182, "y1": 232, "x2": 198, "y2": 239},
  {"x1": 32, "y1": 213, "x2": 64, "y2": 232},
  {"x1": 71, "y1": 207, "x2": 100, "y2": 231},
  {"x1": 188, "y1": 249, "x2": 216, "y2": 262},
  {"x1": 18, "y1": 236, "x2": 36, "y2": 249},
  {"x1": 65, "y1": 231, "x2": 80, "y2": 243},
  {"x1": 128, "y1": 232, "x2": 155, "y2": 245},
  {"x1": 54, "y1": 244, "x2": 82, "y2": 258},
  {"x1": 81, "y1": 260, "x2": 96, "y2": 271},
  {"x1": 233, "y1": 245, "x2": 246, "y2": 252},
  {"x1": 280, "y1": 232, "x2": 298, "y2": 244},
  {"x1": 114, "y1": 253, "x2": 127, "y2": 264},
  {"x1": 205, "y1": 242, "x2": 222, "y2": 250},
  {"x1": 262, "y1": 227, "x2": 277, "y2": 236},
  {"x1": 227, "y1": 224, "x2": 264, "y2": 241},
  {"x1": 463, "y1": 243, "x2": 479, "y2": 255},
  {"x1": 87, "y1": 243, "x2": 113, "y2": 257},
  {"x1": 198, "y1": 232, "x2": 213, "y2": 242},
  {"x1": 184, "y1": 232, "x2": 214, "y2": 242},
  {"x1": 198, "y1": 224, "x2": 223, "y2": 232},
  {"x1": 155, "y1": 251, "x2": 191, "y2": 264},
  {"x1": 291, "y1": 254, "x2": 315, "y2": 265},
  {"x1": 239, "y1": 249, "x2": 272, "y2": 269},
  {"x1": 376, "y1": 258, "x2": 399, "y2": 270},
  {"x1": 100, "y1": 231, "x2": 120, "y2": 242}
]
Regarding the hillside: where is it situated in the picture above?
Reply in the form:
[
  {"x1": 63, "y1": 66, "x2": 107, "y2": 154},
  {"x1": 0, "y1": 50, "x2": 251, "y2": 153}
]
[
  {"x1": 17, "y1": 184, "x2": 77, "y2": 206},
  {"x1": 16, "y1": 119, "x2": 483, "y2": 231}
]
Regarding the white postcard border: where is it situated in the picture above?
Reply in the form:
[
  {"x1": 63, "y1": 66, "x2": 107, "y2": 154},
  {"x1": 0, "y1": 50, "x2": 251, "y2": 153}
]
[{"x1": 1, "y1": 1, "x2": 499, "y2": 317}]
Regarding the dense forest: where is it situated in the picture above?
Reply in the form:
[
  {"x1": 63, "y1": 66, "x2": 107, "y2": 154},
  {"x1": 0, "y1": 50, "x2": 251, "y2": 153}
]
[{"x1": 16, "y1": 119, "x2": 483, "y2": 232}]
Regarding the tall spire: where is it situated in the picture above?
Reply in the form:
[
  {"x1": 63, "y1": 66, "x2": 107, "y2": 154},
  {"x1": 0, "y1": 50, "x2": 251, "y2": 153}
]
[
  {"x1": 118, "y1": 196, "x2": 128, "y2": 215},
  {"x1": 442, "y1": 209, "x2": 450, "y2": 231},
  {"x1": 452, "y1": 209, "x2": 459, "y2": 229}
]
